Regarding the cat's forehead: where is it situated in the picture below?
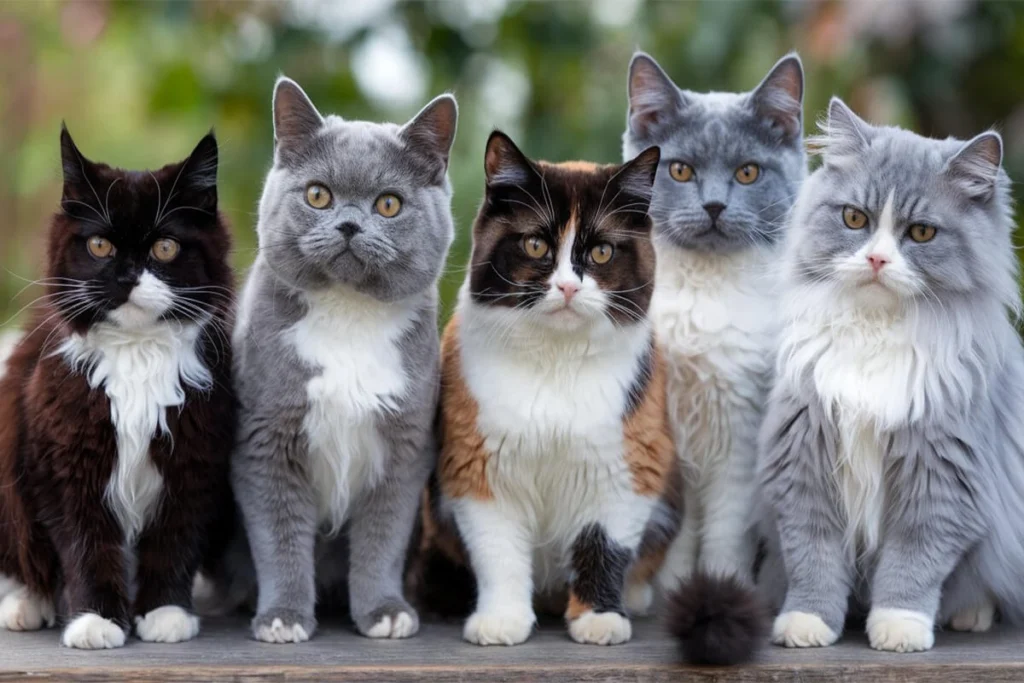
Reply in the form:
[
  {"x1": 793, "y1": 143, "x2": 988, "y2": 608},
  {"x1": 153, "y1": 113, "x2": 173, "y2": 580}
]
[
  {"x1": 661, "y1": 92, "x2": 776, "y2": 163},
  {"x1": 284, "y1": 116, "x2": 412, "y2": 189}
]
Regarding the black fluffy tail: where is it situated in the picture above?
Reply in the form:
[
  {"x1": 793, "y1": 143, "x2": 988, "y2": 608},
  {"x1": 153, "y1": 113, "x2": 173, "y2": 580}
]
[{"x1": 667, "y1": 572, "x2": 769, "y2": 666}]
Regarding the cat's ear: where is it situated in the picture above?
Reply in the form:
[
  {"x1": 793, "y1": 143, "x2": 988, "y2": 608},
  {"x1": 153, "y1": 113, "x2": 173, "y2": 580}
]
[
  {"x1": 749, "y1": 53, "x2": 804, "y2": 141},
  {"x1": 60, "y1": 123, "x2": 101, "y2": 202},
  {"x1": 627, "y1": 53, "x2": 684, "y2": 139},
  {"x1": 177, "y1": 131, "x2": 219, "y2": 211},
  {"x1": 946, "y1": 131, "x2": 1003, "y2": 201},
  {"x1": 273, "y1": 76, "x2": 323, "y2": 155},
  {"x1": 484, "y1": 131, "x2": 536, "y2": 188},
  {"x1": 613, "y1": 146, "x2": 661, "y2": 207},
  {"x1": 821, "y1": 97, "x2": 872, "y2": 159},
  {"x1": 399, "y1": 94, "x2": 458, "y2": 182}
]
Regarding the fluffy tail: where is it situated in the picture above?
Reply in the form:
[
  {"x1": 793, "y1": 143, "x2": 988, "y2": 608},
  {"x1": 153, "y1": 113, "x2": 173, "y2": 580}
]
[{"x1": 667, "y1": 572, "x2": 769, "y2": 666}]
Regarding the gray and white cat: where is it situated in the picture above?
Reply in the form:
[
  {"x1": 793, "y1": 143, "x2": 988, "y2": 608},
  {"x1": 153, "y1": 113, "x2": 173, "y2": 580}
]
[
  {"x1": 761, "y1": 98, "x2": 1024, "y2": 653},
  {"x1": 622, "y1": 53, "x2": 805, "y2": 588},
  {"x1": 228, "y1": 78, "x2": 456, "y2": 643}
]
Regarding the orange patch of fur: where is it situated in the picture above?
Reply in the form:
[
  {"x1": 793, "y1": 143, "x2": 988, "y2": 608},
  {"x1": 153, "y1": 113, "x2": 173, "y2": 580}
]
[
  {"x1": 623, "y1": 344, "x2": 675, "y2": 497},
  {"x1": 540, "y1": 160, "x2": 601, "y2": 173},
  {"x1": 565, "y1": 592, "x2": 591, "y2": 621}
]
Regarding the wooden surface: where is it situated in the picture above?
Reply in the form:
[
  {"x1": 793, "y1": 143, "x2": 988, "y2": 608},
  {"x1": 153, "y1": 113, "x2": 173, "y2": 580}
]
[{"x1": 0, "y1": 615, "x2": 1021, "y2": 682}]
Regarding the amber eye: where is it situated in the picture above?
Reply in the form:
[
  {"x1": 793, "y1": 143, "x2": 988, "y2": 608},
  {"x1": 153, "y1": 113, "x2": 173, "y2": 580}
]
[
  {"x1": 669, "y1": 162, "x2": 694, "y2": 183},
  {"x1": 522, "y1": 235, "x2": 549, "y2": 259},
  {"x1": 375, "y1": 194, "x2": 402, "y2": 218},
  {"x1": 590, "y1": 243, "x2": 614, "y2": 265},
  {"x1": 87, "y1": 236, "x2": 115, "y2": 259},
  {"x1": 908, "y1": 224, "x2": 937, "y2": 243},
  {"x1": 735, "y1": 164, "x2": 760, "y2": 185},
  {"x1": 151, "y1": 238, "x2": 181, "y2": 263},
  {"x1": 843, "y1": 206, "x2": 868, "y2": 230},
  {"x1": 306, "y1": 184, "x2": 332, "y2": 209}
]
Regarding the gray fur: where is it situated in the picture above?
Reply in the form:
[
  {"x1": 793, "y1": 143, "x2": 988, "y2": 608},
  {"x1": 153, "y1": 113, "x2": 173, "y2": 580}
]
[
  {"x1": 224, "y1": 78, "x2": 456, "y2": 640},
  {"x1": 622, "y1": 52, "x2": 806, "y2": 252},
  {"x1": 759, "y1": 98, "x2": 1024, "y2": 636}
]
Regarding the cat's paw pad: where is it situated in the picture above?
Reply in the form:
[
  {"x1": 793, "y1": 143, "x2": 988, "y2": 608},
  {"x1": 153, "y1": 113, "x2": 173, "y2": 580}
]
[
  {"x1": 463, "y1": 607, "x2": 536, "y2": 646},
  {"x1": 61, "y1": 613, "x2": 126, "y2": 649},
  {"x1": 135, "y1": 606, "x2": 200, "y2": 643},
  {"x1": 251, "y1": 609, "x2": 315, "y2": 644},
  {"x1": 0, "y1": 588, "x2": 54, "y2": 631},
  {"x1": 568, "y1": 610, "x2": 632, "y2": 646},
  {"x1": 948, "y1": 602, "x2": 996, "y2": 632},
  {"x1": 624, "y1": 582, "x2": 654, "y2": 617},
  {"x1": 867, "y1": 608, "x2": 934, "y2": 653},
  {"x1": 772, "y1": 611, "x2": 838, "y2": 648}
]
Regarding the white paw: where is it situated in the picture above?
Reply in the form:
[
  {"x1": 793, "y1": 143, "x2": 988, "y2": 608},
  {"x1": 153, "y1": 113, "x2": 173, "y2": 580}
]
[
  {"x1": 135, "y1": 606, "x2": 200, "y2": 643},
  {"x1": 949, "y1": 602, "x2": 996, "y2": 632},
  {"x1": 772, "y1": 611, "x2": 838, "y2": 648},
  {"x1": 0, "y1": 587, "x2": 55, "y2": 631},
  {"x1": 568, "y1": 610, "x2": 632, "y2": 646},
  {"x1": 624, "y1": 582, "x2": 654, "y2": 617},
  {"x1": 365, "y1": 612, "x2": 417, "y2": 639},
  {"x1": 254, "y1": 618, "x2": 309, "y2": 644},
  {"x1": 463, "y1": 607, "x2": 536, "y2": 646},
  {"x1": 867, "y1": 607, "x2": 935, "y2": 653},
  {"x1": 61, "y1": 613, "x2": 126, "y2": 649}
]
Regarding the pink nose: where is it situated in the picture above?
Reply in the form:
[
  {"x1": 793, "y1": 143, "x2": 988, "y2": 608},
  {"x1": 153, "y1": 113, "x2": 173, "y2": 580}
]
[
  {"x1": 867, "y1": 254, "x2": 889, "y2": 274},
  {"x1": 557, "y1": 281, "x2": 580, "y2": 303}
]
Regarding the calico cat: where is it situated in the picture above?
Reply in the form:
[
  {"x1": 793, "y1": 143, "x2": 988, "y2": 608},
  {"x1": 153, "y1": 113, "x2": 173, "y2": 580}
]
[
  {"x1": 226, "y1": 78, "x2": 456, "y2": 643},
  {"x1": 421, "y1": 131, "x2": 684, "y2": 648},
  {"x1": 761, "y1": 99, "x2": 1024, "y2": 652},
  {"x1": 0, "y1": 127, "x2": 235, "y2": 649},
  {"x1": 622, "y1": 53, "x2": 806, "y2": 589}
]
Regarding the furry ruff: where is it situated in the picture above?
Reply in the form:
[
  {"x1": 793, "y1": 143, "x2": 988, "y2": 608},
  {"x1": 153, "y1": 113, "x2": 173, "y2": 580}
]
[{"x1": 667, "y1": 572, "x2": 768, "y2": 665}]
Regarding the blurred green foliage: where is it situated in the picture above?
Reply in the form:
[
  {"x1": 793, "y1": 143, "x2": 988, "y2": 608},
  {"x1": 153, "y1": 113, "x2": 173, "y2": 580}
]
[{"x1": 2, "y1": 0, "x2": 1023, "y2": 327}]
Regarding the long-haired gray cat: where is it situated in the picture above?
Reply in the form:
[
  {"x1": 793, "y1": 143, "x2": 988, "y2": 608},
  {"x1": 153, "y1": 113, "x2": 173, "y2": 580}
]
[
  {"x1": 226, "y1": 78, "x2": 456, "y2": 642},
  {"x1": 761, "y1": 98, "x2": 1024, "y2": 652}
]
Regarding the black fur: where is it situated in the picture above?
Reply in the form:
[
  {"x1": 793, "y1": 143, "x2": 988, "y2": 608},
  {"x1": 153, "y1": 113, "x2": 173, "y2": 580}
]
[
  {"x1": 667, "y1": 572, "x2": 769, "y2": 665},
  {"x1": 570, "y1": 523, "x2": 633, "y2": 616}
]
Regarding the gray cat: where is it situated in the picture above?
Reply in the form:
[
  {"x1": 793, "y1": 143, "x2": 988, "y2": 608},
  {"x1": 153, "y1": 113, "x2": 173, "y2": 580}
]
[
  {"x1": 227, "y1": 78, "x2": 456, "y2": 643},
  {"x1": 761, "y1": 97, "x2": 1024, "y2": 653}
]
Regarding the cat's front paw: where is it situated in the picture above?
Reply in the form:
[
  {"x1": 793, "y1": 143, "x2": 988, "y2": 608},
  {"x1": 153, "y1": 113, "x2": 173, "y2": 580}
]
[
  {"x1": 135, "y1": 606, "x2": 200, "y2": 643},
  {"x1": 251, "y1": 608, "x2": 316, "y2": 644},
  {"x1": 463, "y1": 606, "x2": 536, "y2": 646},
  {"x1": 624, "y1": 582, "x2": 654, "y2": 617},
  {"x1": 354, "y1": 598, "x2": 419, "y2": 639},
  {"x1": 772, "y1": 610, "x2": 838, "y2": 648},
  {"x1": 867, "y1": 608, "x2": 934, "y2": 653},
  {"x1": 61, "y1": 613, "x2": 127, "y2": 649},
  {"x1": 948, "y1": 602, "x2": 996, "y2": 633},
  {"x1": 567, "y1": 610, "x2": 632, "y2": 646},
  {"x1": 0, "y1": 587, "x2": 55, "y2": 631}
]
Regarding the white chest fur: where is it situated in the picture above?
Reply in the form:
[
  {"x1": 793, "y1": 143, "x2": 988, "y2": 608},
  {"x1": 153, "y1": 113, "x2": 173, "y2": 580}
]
[
  {"x1": 289, "y1": 287, "x2": 415, "y2": 533},
  {"x1": 60, "y1": 321, "x2": 210, "y2": 543}
]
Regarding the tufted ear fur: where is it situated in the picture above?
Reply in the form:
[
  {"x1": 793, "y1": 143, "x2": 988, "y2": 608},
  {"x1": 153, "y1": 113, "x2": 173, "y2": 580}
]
[
  {"x1": 399, "y1": 94, "x2": 458, "y2": 183},
  {"x1": 272, "y1": 76, "x2": 324, "y2": 153},
  {"x1": 749, "y1": 53, "x2": 804, "y2": 141},
  {"x1": 627, "y1": 52, "x2": 685, "y2": 139},
  {"x1": 483, "y1": 130, "x2": 537, "y2": 188},
  {"x1": 945, "y1": 131, "x2": 1003, "y2": 202}
]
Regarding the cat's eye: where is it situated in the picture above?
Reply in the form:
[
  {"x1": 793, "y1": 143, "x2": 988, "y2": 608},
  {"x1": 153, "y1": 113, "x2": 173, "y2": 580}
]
[
  {"x1": 86, "y1": 236, "x2": 115, "y2": 259},
  {"x1": 306, "y1": 184, "x2": 332, "y2": 209},
  {"x1": 842, "y1": 206, "x2": 868, "y2": 230},
  {"x1": 375, "y1": 194, "x2": 402, "y2": 218},
  {"x1": 522, "y1": 235, "x2": 549, "y2": 259},
  {"x1": 151, "y1": 238, "x2": 181, "y2": 263},
  {"x1": 908, "y1": 224, "x2": 937, "y2": 243},
  {"x1": 590, "y1": 243, "x2": 614, "y2": 265},
  {"x1": 669, "y1": 162, "x2": 694, "y2": 183},
  {"x1": 735, "y1": 164, "x2": 760, "y2": 185}
]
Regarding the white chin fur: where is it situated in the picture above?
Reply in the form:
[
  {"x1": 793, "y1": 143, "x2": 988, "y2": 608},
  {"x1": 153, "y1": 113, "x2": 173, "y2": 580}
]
[{"x1": 61, "y1": 613, "x2": 126, "y2": 650}]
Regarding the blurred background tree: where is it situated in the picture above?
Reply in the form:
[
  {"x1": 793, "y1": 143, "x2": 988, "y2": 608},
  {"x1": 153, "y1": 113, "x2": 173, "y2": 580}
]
[{"x1": 1, "y1": 0, "x2": 1022, "y2": 326}]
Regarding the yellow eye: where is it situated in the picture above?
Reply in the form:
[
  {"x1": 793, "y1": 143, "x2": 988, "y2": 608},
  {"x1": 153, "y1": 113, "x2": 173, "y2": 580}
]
[
  {"x1": 87, "y1": 236, "x2": 115, "y2": 259},
  {"x1": 306, "y1": 184, "x2": 332, "y2": 209},
  {"x1": 843, "y1": 206, "x2": 868, "y2": 230},
  {"x1": 590, "y1": 243, "x2": 614, "y2": 265},
  {"x1": 735, "y1": 164, "x2": 760, "y2": 184},
  {"x1": 908, "y1": 224, "x2": 937, "y2": 243},
  {"x1": 151, "y1": 238, "x2": 181, "y2": 263},
  {"x1": 375, "y1": 194, "x2": 402, "y2": 218},
  {"x1": 522, "y1": 236, "x2": 549, "y2": 259},
  {"x1": 669, "y1": 162, "x2": 694, "y2": 182}
]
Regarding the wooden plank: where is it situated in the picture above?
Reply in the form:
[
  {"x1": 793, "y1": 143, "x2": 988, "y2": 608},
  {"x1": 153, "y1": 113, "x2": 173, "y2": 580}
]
[{"x1": 0, "y1": 616, "x2": 1021, "y2": 682}]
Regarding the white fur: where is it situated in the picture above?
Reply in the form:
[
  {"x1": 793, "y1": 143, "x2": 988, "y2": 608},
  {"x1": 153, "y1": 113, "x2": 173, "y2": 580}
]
[
  {"x1": 59, "y1": 272, "x2": 211, "y2": 543},
  {"x1": 949, "y1": 601, "x2": 996, "y2": 632},
  {"x1": 568, "y1": 609, "x2": 632, "y2": 645},
  {"x1": 652, "y1": 242, "x2": 778, "y2": 586},
  {"x1": 0, "y1": 585, "x2": 55, "y2": 631},
  {"x1": 61, "y1": 613, "x2": 126, "y2": 649},
  {"x1": 289, "y1": 285, "x2": 415, "y2": 533},
  {"x1": 254, "y1": 617, "x2": 309, "y2": 644},
  {"x1": 135, "y1": 605, "x2": 200, "y2": 643},
  {"x1": 866, "y1": 607, "x2": 935, "y2": 652},
  {"x1": 772, "y1": 610, "x2": 838, "y2": 648},
  {"x1": 365, "y1": 611, "x2": 417, "y2": 639},
  {"x1": 624, "y1": 581, "x2": 654, "y2": 616}
]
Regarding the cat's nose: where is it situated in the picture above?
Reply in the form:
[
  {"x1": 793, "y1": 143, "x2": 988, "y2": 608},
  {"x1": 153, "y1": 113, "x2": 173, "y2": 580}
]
[
  {"x1": 116, "y1": 271, "x2": 139, "y2": 286},
  {"x1": 337, "y1": 222, "x2": 361, "y2": 238},
  {"x1": 557, "y1": 280, "x2": 580, "y2": 303},
  {"x1": 703, "y1": 202, "x2": 726, "y2": 221},
  {"x1": 867, "y1": 253, "x2": 889, "y2": 274}
]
